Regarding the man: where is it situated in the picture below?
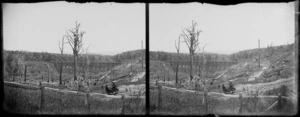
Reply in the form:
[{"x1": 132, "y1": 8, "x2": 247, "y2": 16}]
[
  {"x1": 105, "y1": 84, "x2": 113, "y2": 95},
  {"x1": 111, "y1": 82, "x2": 119, "y2": 94},
  {"x1": 228, "y1": 82, "x2": 236, "y2": 94},
  {"x1": 222, "y1": 84, "x2": 229, "y2": 94}
]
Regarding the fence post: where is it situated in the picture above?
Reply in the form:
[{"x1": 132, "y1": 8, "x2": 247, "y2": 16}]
[
  {"x1": 239, "y1": 93, "x2": 243, "y2": 114},
  {"x1": 121, "y1": 94, "x2": 125, "y2": 115},
  {"x1": 24, "y1": 66, "x2": 27, "y2": 83},
  {"x1": 167, "y1": 70, "x2": 169, "y2": 81},
  {"x1": 48, "y1": 70, "x2": 50, "y2": 83},
  {"x1": 204, "y1": 89, "x2": 208, "y2": 114},
  {"x1": 86, "y1": 90, "x2": 91, "y2": 114},
  {"x1": 164, "y1": 69, "x2": 166, "y2": 82},
  {"x1": 39, "y1": 81, "x2": 45, "y2": 113},
  {"x1": 158, "y1": 85, "x2": 162, "y2": 112},
  {"x1": 277, "y1": 93, "x2": 282, "y2": 112}
]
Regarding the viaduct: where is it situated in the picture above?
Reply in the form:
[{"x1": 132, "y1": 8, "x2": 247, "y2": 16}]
[
  {"x1": 168, "y1": 61, "x2": 238, "y2": 73},
  {"x1": 51, "y1": 61, "x2": 122, "y2": 74}
]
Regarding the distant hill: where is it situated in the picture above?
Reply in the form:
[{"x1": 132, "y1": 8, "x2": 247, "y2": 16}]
[
  {"x1": 150, "y1": 51, "x2": 232, "y2": 62},
  {"x1": 3, "y1": 49, "x2": 145, "y2": 63},
  {"x1": 150, "y1": 43, "x2": 295, "y2": 63},
  {"x1": 112, "y1": 49, "x2": 145, "y2": 62},
  {"x1": 231, "y1": 43, "x2": 294, "y2": 62}
]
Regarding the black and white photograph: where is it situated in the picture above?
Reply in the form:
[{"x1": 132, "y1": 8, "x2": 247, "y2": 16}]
[
  {"x1": 149, "y1": 2, "x2": 297, "y2": 115},
  {"x1": 2, "y1": 2, "x2": 145, "y2": 114},
  {"x1": 2, "y1": 0, "x2": 299, "y2": 116}
]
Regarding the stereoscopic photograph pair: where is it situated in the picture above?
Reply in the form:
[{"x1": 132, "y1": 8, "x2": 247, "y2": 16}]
[{"x1": 2, "y1": 1, "x2": 298, "y2": 116}]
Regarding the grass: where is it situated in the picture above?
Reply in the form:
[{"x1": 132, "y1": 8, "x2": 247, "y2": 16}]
[
  {"x1": 150, "y1": 87, "x2": 296, "y2": 115},
  {"x1": 3, "y1": 86, "x2": 40, "y2": 114},
  {"x1": 3, "y1": 85, "x2": 145, "y2": 114}
]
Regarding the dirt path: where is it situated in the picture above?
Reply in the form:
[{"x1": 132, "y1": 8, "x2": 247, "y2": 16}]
[{"x1": 235, "y1": 76, "x2": 295, "y2": 93}]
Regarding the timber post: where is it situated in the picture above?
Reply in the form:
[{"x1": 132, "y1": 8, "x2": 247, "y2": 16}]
[
  {"x1": 121, "y1": 94, "x2": 125, "y2": 115},
  {"x1": 239, "y1": 93, "x2": 243, "y2": 114},
  {"x1": 86, "y1": 89, "x2": 91, "y2": 114},
  {"x1": 158, "y1": 85, "x2": 162, "y2": 112},
  {"x1": 24, "y1": 66, "x2": 27, "y2": 83},
  {"x1": 204, "y1": 89, "x2": 208, "y2": 114},
  {"x1": 277, "y1": 93, "x2": 282, "y2": 112},
  {"x1": 39, "y1": 81, "x2": 45, "y2": 113}
]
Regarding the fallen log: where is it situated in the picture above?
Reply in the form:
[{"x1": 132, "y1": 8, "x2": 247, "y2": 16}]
[
  {"x1": 94, "y1": 71, "x2": 112, "y2": 85},
  {"x1": 4, "y1": 81, "x2": 40, "y2": 90}
]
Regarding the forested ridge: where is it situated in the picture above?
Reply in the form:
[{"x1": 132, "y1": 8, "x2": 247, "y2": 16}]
[
  {"x1": 149, "y1": 43, "x2": 294, "y2": 62},
  {"x1": 3, "y1": 49, "x2": 146, "y2": 63}
]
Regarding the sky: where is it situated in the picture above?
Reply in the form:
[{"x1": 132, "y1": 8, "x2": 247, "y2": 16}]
[
  {"x1": 150, "y1": 2, "x2": 296, "y2": 54},
  {"x1": 3, "y1": 2, "x2": 145, "y2": 55}
]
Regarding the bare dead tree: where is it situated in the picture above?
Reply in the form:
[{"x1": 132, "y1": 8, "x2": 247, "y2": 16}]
[
  {"x1": 182, "y1": 20, "x2": 202, "y2": 81},
  {"x1": 6, "y1": 54, "x2": 23, "y2": 82},
  {"x1": 58, "y1": 36, "x2": 66, "y2": 84},
  {"x1": 82, "y1": 46, "x2": 90, "y2": 80},
  {"x1": 258, "y1": 39, "x2": 260, "y2": 68},
  {"x1": 141, "y1": 40, "x2": 144, "y2": 68},
  {"x1": 267, "y1": 43, "x2": 274, "y2": 59},
  {"x1": 200, "y1": 44, "x2": 208, "y2": 88},
  {"x1": 65, "y1": 21, "x2": 86, "y2": 81},
  {"x1": 175, "y1": 35, "x2": 181, "y2": 84}
]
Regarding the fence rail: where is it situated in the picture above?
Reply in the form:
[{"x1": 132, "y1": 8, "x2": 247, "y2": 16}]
[
  {"x1": 4, "y1": 81, "x2": 144, "y2": 114},
  {"x1": 151, "y1": 84, "x2": 290, "y2": 99},
  {"x1": 4, "y1": 81, "x2": 40, "y2": 90},
  {"x1": 150, "y1": 84, "x2": 291, "y2": 114}
]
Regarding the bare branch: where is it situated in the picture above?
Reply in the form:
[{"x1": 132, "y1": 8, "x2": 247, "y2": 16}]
[
  {"x1": 182, "y1": 31, "x2": 191, "y2": 49},
  {"x1": 59, "y1": 41, "x2": 62, "y2": 51},
  {"x1": 175, "y1": 40, "x2": 178, "y2": 50},
  {"x1": 67, "y1": 38, "x2": 75, "y2": 50}
]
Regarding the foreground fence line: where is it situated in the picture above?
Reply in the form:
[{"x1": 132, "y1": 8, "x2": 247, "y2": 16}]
[
  {"x1": 150, "y1": 85, "x2": 290, "y2": 99},
  {"x1": 150, "y1": 84, "x2": 290, "y2": 114},
  {"x1": 4, "y1": 81, "x2": 144, "y2": 114}
]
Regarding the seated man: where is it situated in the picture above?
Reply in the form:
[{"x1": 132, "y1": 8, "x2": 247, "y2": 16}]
[
  {"x1": 111, "y1": 82, "x2": 119, "y2": 95},
  {"x1": 106, "y1": 82, "x2": 119, "y2": 95},
  {"x1": 228, "y1": 82, "x2": 236, "y2": 94},
  {"x1": 222, "y1": 84, "x2": 229, "y2": 94},
  {"x1": 105, "y1": 85, "x2": 113, "y2": 95}
]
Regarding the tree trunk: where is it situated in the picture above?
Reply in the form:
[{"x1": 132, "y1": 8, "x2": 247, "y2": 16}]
[
  {"x1": 73, "y1": 55, "x2": 77, "y2": 81},
  {"x1": 12, "y1": 72, "x2": 15, "y2": 82},
  {"x1": 175, "y1": 64, "x2": 179, "y2": 84},
  {"x1": 48, "y1": 70, "x2": 50, "y2": 83},
  {"x1": 59, "y1": 61, "x2": 63, "y2": 84},
  {"x1": 24, "y1": 66, "x2": 27, "y2": 82},
  {"x1": 258, "y1": 39, "x2": 260, "y2": 68},
  {"x1": 164, "y1": 69, "x2": 166, "y2": 82},
  {"x1": 189, "y1": 52, "x2": 194, "y2": 81}
]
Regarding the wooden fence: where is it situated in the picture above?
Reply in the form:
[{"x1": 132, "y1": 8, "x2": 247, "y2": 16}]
[
  {"x1": 150, "y1": 82, "x2": 291, "y2": 114},
  {"x1": 4, "y1": 81, "x2": 145, "y2": 114}
]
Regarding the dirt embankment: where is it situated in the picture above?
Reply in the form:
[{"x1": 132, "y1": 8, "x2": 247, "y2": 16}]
[{"x1": 91, "y1": 60, "x2": 145, "y2": 96}]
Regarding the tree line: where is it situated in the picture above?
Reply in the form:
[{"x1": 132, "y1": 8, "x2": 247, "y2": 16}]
[
  {"x1": 148, "y1": 42, "x2": 294, "y2": 63},
  {"x1": 3, "y1": 49, "x2": 145, "y2": 64},
  {"x1": 150, "y1": 51, "x2": 233, "y2": 62}
]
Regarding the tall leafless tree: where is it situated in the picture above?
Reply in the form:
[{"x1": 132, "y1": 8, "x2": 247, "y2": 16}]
[
  {"x1": 182, "y1": 20, "x2": 202, "y2": 81},
  {"x1": 82, "y1": 46, "x2": 90, "y2": 80},
  {"x1": 175, "y1": 35, "x2": 181, "y2": 84},
  {"x1": 58, "y1": 36, "x2": 66, "y2": 84},
  {"x1": 267, "y1": 43, "x2": 274, "y2": 59},
  {"x1": 258, "y1": 39, "x2": 261, "y2": 68},
  {"x1": 65, "y1": 21, "x2": 86, "y2": 81},
  {"x1": 200, "y1": 44, "x2": 208, "y2": 87},
  {"x1": 197, "y1": 43, "x2": 207, "y2": 78},
  {"x1": 141, "y1": 40, "x2": 144, "y2": 68}
]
